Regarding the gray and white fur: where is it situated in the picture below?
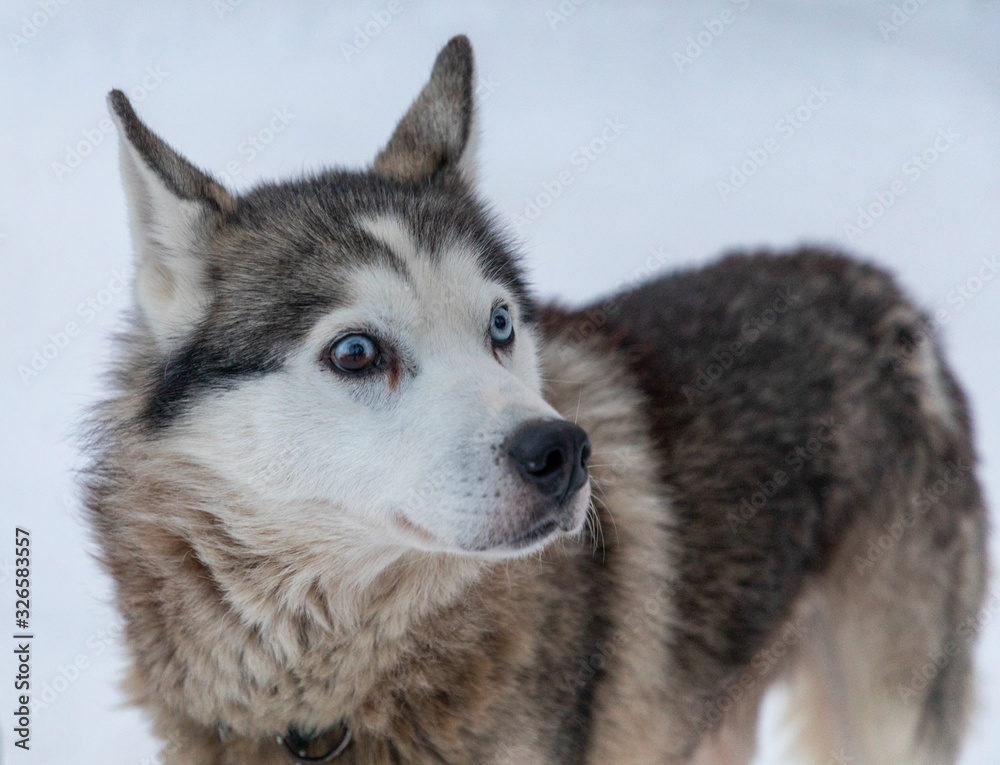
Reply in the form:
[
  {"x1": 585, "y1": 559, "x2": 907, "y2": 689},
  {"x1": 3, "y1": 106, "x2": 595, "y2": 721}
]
[{"x1": 84, "y1": 35, "x2": 989, "y2": 765}]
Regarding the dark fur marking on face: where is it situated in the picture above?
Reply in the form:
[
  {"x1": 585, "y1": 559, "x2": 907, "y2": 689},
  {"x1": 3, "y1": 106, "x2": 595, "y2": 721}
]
[
  {"x1": 136, "y1": 171, "x2": 529, "y2": 430},
  {"x1": 140, "y1": 292, "x2": 336, "y2": 430},
  {"x1": 142, "y1": 336, "x2": 283, "y2": 429}
]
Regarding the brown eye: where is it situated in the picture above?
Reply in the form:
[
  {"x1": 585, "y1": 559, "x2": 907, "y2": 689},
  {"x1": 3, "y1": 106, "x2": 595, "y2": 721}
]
[{"x1": 330, "y1": 334, "x2": 379, "y2": 373}]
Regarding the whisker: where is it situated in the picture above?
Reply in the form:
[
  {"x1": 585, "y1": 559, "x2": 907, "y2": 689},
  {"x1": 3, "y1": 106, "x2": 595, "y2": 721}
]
[
  {"x1": 588, "y1": 491, "x2": 609, "y2": 509},
  {"x1": 601, "y1": 501, "x2": 620, "y2": 547},
  {"x1": 587, "y1": 475, "x2": 608, "y2": 491},
  {"x1": 590, "y1": 502, "x2": 606, "y2": 560}
]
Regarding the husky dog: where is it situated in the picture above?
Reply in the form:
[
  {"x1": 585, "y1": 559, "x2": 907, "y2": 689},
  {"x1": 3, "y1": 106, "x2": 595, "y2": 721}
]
[{"x1": 86, "y1": 36, "x2": 988, "y2": 765}]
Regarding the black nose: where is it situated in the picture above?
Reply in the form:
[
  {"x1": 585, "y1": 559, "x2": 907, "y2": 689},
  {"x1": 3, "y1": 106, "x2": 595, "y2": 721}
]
[{"x1": 507, "y1": 419, "x2": 591, "y2": 502}]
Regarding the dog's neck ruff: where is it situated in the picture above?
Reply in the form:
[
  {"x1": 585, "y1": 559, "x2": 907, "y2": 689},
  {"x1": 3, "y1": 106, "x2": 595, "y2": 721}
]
[{"x1": 276, "y1": 724, "x2": 353, "y2": 763}]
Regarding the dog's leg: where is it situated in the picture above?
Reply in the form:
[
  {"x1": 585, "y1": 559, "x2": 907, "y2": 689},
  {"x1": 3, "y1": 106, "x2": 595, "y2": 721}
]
[
  {"x1": 785, "y1": 485, "x2": 986, "y2": 765},
  {"x1": 687, "y1": 679, "x2": 768, "y2": 765}
]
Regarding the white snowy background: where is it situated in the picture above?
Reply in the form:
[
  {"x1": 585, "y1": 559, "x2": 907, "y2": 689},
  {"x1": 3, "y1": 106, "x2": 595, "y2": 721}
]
[{"x1": 1, "y1": 1, "x2": 998, "y2": 762}]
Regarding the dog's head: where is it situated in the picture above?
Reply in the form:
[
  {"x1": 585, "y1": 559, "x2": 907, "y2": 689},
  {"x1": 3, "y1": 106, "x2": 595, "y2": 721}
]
[{"x1": 108, "y1": 36, "x2": 591, "y2": 559}]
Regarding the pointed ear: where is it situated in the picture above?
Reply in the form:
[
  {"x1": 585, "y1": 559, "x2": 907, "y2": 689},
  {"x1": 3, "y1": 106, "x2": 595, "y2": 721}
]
[
  {"x1": 107, "y1": 89, "x2": 235, "y2": 348},
  {"x1": 373, "y1": 35, "x2": 478, "y2": 185}
]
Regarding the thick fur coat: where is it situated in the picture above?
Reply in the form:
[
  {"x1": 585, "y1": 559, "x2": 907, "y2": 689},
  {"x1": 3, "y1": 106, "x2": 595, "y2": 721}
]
[{"x1": 85, "y1": 37, "x2": 988, "y2": 765}]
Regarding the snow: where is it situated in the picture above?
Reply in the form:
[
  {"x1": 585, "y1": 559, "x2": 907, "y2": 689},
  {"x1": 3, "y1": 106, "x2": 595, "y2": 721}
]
[{"x1": 1, "y1": 1, "x2": 997, "y2": 762}]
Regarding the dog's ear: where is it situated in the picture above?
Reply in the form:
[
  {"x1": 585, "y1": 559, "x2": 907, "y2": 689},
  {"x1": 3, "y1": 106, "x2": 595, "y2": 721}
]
[
  {"x1": 108, "y1": 90, "x2": 234, "y2": 348},
  {"x1": 374, "y1": 35, "x2": 478, "y2": 186}
]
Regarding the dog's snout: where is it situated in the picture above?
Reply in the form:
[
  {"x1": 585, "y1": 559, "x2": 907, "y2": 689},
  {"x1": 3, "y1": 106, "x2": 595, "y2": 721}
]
[{"x1": 507, "y1": 419, "x2": 591, "y2": 502}]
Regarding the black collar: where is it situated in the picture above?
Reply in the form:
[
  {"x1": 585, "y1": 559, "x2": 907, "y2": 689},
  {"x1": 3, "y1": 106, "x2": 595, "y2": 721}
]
[{"x1": 276, "y1": 723, "x2": 353, "y2": 763}]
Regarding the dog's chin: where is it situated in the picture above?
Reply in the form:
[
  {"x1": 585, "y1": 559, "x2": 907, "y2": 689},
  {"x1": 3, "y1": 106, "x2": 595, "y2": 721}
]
[
  {"x1": 387, "y1": 485, "x2": 592, "y2": 559},
  {"x1": 390, "y1": 483, "x2": 590, "y2": 560},
  {"x1": 458, "y1": 485, "x2": 592, "y2": 559}
]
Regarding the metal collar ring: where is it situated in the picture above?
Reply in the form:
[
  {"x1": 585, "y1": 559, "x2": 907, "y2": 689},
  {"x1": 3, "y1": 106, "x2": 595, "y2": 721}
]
[{"x1": 277, "y1": 724, "x2": 353, "y2": 763}]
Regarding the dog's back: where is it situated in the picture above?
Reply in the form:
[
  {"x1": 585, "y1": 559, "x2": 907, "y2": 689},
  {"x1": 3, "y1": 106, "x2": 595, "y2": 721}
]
[{"x1": 543, "y1": 248, "x2": 989, "y2": 763}]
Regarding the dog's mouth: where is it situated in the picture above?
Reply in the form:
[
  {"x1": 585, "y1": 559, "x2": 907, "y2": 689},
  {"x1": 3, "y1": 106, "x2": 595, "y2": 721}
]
[
  {"x1": 459, "y1": 481, "x2": 592, "y2": 556},
  {"x1": 391, "y1": 512, "x2": 441, "y2": 548},
  {"x1": 507, "y1": 517, "x2": 559, "y2": 549},
  {"x1": 392, "y1": 487, "x2": 590, "y2": 556}
]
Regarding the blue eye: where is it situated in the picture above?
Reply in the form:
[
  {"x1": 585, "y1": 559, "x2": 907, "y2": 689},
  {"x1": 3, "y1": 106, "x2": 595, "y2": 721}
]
[
  {"x1": 330, "y1": 334, "x2": 379, "y2": 372},
  {"x1": 490, "y1": 306, "x2": 514, "y2": 346}
]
